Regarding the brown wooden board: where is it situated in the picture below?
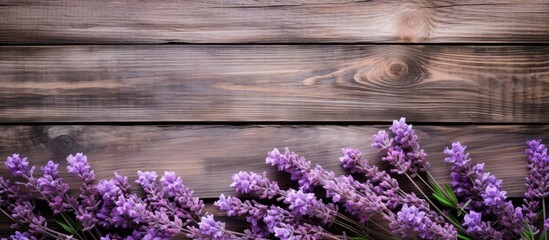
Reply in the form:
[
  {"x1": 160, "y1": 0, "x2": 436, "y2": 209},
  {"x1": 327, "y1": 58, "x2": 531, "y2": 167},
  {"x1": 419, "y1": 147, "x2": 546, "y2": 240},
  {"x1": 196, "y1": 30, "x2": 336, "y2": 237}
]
[
  {"x1": 1, "y1": 45, "x2": 548, "y2": 123},
  {"x1": 0, "y1": 124, "x2": 542, "y2": 198},
  {"x1": 1, "y1": 1, "x2": 548, "y2": 44}
]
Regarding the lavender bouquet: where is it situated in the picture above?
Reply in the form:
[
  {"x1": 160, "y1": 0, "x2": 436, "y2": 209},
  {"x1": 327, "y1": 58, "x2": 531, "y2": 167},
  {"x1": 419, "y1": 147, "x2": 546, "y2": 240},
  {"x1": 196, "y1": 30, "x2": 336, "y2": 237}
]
[{"x1": 1, "y1": 118, "x2": 548, "y2": 240}]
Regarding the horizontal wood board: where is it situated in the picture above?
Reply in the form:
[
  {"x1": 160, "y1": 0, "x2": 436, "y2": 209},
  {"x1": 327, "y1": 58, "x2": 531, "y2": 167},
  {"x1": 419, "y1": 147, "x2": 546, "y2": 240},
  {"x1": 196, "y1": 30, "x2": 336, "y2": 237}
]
[
  {"x1": 0, "y1": 124, "x2": 544, "y2": 198},
  {"x1": 1, "y1": 0, "x2": 549, "y2": 44},
  {"x1": 1, "y1": 45, "x2": 549, "y2": 123}
]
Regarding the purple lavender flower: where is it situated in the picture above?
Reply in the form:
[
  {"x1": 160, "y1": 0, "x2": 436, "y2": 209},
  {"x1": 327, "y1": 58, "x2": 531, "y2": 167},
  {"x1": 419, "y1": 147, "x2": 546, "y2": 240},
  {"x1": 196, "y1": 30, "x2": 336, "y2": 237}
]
[
  {"x1": 9, "y1": 231, "x2": 37, "y2": 240},
  {"x1": 36, "y1": 161, "x2": 68, "y2": 195},
  {"x1": 339, "y1": 148, "x2": 401, "y2": 210},
  {"x1": 523, "y1": 140, "x2": 549, "y2": 227},
  {"x1": 145, "y1": 210, "x2": 184, "y2": 238},
  {"x1": 391, "y1": 204, "x2": 456, "y2": 240},
  {"x1": 230, "y1": 171, "x2": 280, "y2": 199},
  {"x1": 273, "y1": 227, "x2": 292, "y2": 239},
  {"x1": 36, "y1": 161, "x2": 71, "y2": 214},
  {"x1": 263, "y1": 206, "x2": 296, "y2": 231},
  {"x1": 97, "y1": 178, "x2": 122, "y2": 203},
  {"x1": 525, "y1": 139, "x2": 549, "y2": 199},
  {"x1": 463, "y1": 211, "x2": 482, "y2": 233},
  {"x1": 462, "y1": 210, "x2": 504, "y2": 238},
  {"x1": 136, "y1": 171, "x2": 158, "y2": 189},
  {"x1": 160, "y1": 171, "x2": 184, "y2": 197},
  {"x1": 275, "y1": 223, "x2": 325, "y2": 240},
  {"x1": 186, "y1": 215, "x2": 238, "y2": 240},
  {"x1": 394, "y1": 204, "x2": 427, "y2": 237},
  {"x1": 110, "y1": 195, "x2": 147, "y2": 228},
  {"x1": 545, "y1": 218, "x2": 549, "y2": 231},
  {"x1": 445, "y1": 142, "x2": 523, "y2": 238},
  {"x1": 266, "y1": 148, "x2": 316, "y2": 191},
  {"x1": 67, "y1": 153, "x2": 95, "y2": 183},
  {"x1": 372, "y1": 130, "x2": 392, "y2": 150},
  {"x1": 198, "y1": 215, "x2": 226, "y2": 239},
  {"x1": 267, "y1": 148, "x2": 385, "y2": 223},
  {"x1": 215, "y1": 194, "x2": 270, "y2": 237},
  {"x1": 444, "y1": 142, "x2": 476, "y2": 200},
  {"x1": 160, "y1": 171, "x2": 204, "y2": 214},
  {"x1": 283, "y1": 189, "x2": 318, "y2": 216},
  {"x1": 216, "y1": 194, "x2": 249, "y2": 217},
  {"x1": 372, "y1": 118, "x2": 429, "y2": 177},
  {"x1": 339, "y1": 148, "x2": 363, "y2": 173},
  {"x1": 482, "y1": 183, "x2": 507, "y2": 208},
  {"x1": 5, "y1": 154, "x2": 33, "y2": 177},
  {"x1": 10, "y1": 202, "x2": 47, "y2": 237},
  {"x1": 390, "y1": 118, "x2": 420, "y2": 150}
]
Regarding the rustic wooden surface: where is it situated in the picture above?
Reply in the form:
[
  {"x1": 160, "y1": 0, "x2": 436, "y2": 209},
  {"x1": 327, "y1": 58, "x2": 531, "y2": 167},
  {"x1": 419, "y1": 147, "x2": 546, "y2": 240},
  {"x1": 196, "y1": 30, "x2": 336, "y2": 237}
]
[
  {"x1": 1, "y1": 45, "x2": 548, "y2": 123},
  {"x1": 1, "y1": 0, "x2": 548, "y2": 237},
  {"x1": 1, "y1": 0, "x2": 549, "y2": 44}
]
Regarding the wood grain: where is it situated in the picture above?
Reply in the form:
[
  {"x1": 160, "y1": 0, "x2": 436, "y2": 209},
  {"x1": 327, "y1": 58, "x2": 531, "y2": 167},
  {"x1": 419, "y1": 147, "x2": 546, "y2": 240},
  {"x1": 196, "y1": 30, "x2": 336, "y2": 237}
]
[
  {"x1": 1, "y1": 45, "x2": 548, "y2": 123},
  {"x1": 1, "y1": 1, "x2": 548, "y2": 44},
  {"x1": 0, "y1": 124, "x2": 544, "y2": 198}
]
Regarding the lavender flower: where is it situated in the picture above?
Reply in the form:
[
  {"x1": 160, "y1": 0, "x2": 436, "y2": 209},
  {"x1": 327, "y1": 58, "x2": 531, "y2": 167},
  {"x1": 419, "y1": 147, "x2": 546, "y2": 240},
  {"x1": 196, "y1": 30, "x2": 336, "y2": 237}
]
[
  {"x1": 339, "y1": 148, "x2": 363, "y2": 173},
  {"x1": 9, "y1": 231, "x2": 37, "y2": 240},
  {"x1": 159, "y1": 171, "x2": 204, "y2": 215},
  {"x1": 10, "y1": 202, "x2": 47, "y2": 237},
  {"x1": 462, "y1": 211, "x2": 482, "y2": 233},
  {"x1": 136, "y1": 171, "x2": 157, "y2": 189},
  {"x1": 339, "y1": 148, "x2": 400, "y2": 209},
  {"x1": 372, "y1": 117, "x2": 429, "y2": 177},
  {"x1": 215, "y1": 194, "x2": 270, "y2": 237},
  {"x1": 482, "y1": 184, "x2": 507, "y2": 208},
  {"x1": 266, "y1": 148, "x2": 316, "y2": 191},
  {"x1": 391, "y1": 204, "x2": 456, "y2": 240},
  {"x1": 36, "y1": 161, "x2": 71, "y2": 214},
  {"x1": 444, "y1": 142, "x2": 476, "y2": 201},
  {"x1": 445, "y1": 142, "x2": 523, "y2": 238},
  {"x1": 273, "y1": 223, "x2": 325, "y2": 240},
  {"x1": 523, "y1": 139, "x2": 549, "y2": 228},
  {"x1": 110, "y1": 195, "x2": 147, "y2": 228},
  {"x1": 198, "y1": 215, "x2": 228, "y2": 239},
  {"x1": 283, "y1": 189, "x2": 318, "y2": 216},
  {"x1": 267, "y1": 148, "x2": 385, "y2": 222},
  {"x1": 462, "y1": 210, "x2": 504, "y2": 239},
  {"x1": 5, "y1": 154, "x2": 33, "y2": 177},
  {"x1": 3, "y1": 153, "x2": 221, "y2": 239},
  {"x1": 67, "y1": 153, "x2": 94, "y2": 183},
  {"x1": 263, "y1": 206, "x2": 297, "y2": 231},
  {"x1": 230, "y1": 171, "x2": 280, "y2": 199},
  {"x1": 525, "y1": 140, "x2": 549, "y2": 198},
  {"x1": 187, "y1": 215, "x2": 238, "y2": 240}
]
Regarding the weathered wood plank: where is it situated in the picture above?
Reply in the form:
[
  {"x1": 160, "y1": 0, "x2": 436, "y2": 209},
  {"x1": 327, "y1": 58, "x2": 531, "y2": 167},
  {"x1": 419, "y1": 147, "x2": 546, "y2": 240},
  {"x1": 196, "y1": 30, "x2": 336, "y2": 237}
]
[
  {"x1": 1, "y1": 45, "x2": 548, "y2": 123},
  {"x1": 1, "y1": 0, "x2": 548, "y2": 44},
  {"x1": 0, "y1": 125, "x2": 544, "y2": 198}
]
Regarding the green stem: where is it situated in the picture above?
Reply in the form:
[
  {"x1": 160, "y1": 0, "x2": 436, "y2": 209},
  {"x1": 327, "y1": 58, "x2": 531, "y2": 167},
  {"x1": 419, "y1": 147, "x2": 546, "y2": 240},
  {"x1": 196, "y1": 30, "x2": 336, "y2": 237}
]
[
  {"x1": 416, "y1": 172, "x2": 436, "y2": 193},
  {"x1": 368, "y1": 220, "x2": 399, "y2": 240},
  {"x1": 402, "y1": 172, "x2": 468, "y2": 234},
  {"x1": 60, "y1": 213, "x2": 86, "y2": 240},
  {"x1": 335, "y1": 219, "x2": 363, "y2": 236},
  {"x1": 541, "y1": 197, "x2": 547, "y2": 236}
]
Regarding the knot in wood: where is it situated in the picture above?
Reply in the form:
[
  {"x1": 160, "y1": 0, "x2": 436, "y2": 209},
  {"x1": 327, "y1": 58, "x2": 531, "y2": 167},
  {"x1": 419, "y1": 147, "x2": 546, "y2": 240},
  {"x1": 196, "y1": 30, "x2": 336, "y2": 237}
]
[
  {"x1": 396, "y1": 9, "x2": 432, "y2": 42},
  {"x1": 371, "y1": 54, "x2": 425, "y2": 87},
  {"x1": 48, "y1": 134, "x2": 76, "y2": 155},
  {"x1": 388, "y1": 62, "x2": 407, "y2": 78}
]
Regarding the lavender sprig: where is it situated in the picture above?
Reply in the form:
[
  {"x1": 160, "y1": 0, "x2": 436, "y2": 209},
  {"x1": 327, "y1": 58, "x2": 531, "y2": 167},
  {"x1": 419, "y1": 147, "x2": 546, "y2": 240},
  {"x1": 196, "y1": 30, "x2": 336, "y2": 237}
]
[
  {"x1": 2, "y1": 154, "x2": 241, "y2": 240},
  {"x1": 372, "y1": 117, "x2": 429, "y2": 178}
]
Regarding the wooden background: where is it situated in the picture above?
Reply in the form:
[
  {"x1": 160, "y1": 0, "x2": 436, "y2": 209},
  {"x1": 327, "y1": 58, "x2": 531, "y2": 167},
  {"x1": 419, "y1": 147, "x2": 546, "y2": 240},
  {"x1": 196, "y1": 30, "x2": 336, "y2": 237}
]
[{"x1": 1, "y1": 0, "x2": 549, "y2": 237}]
